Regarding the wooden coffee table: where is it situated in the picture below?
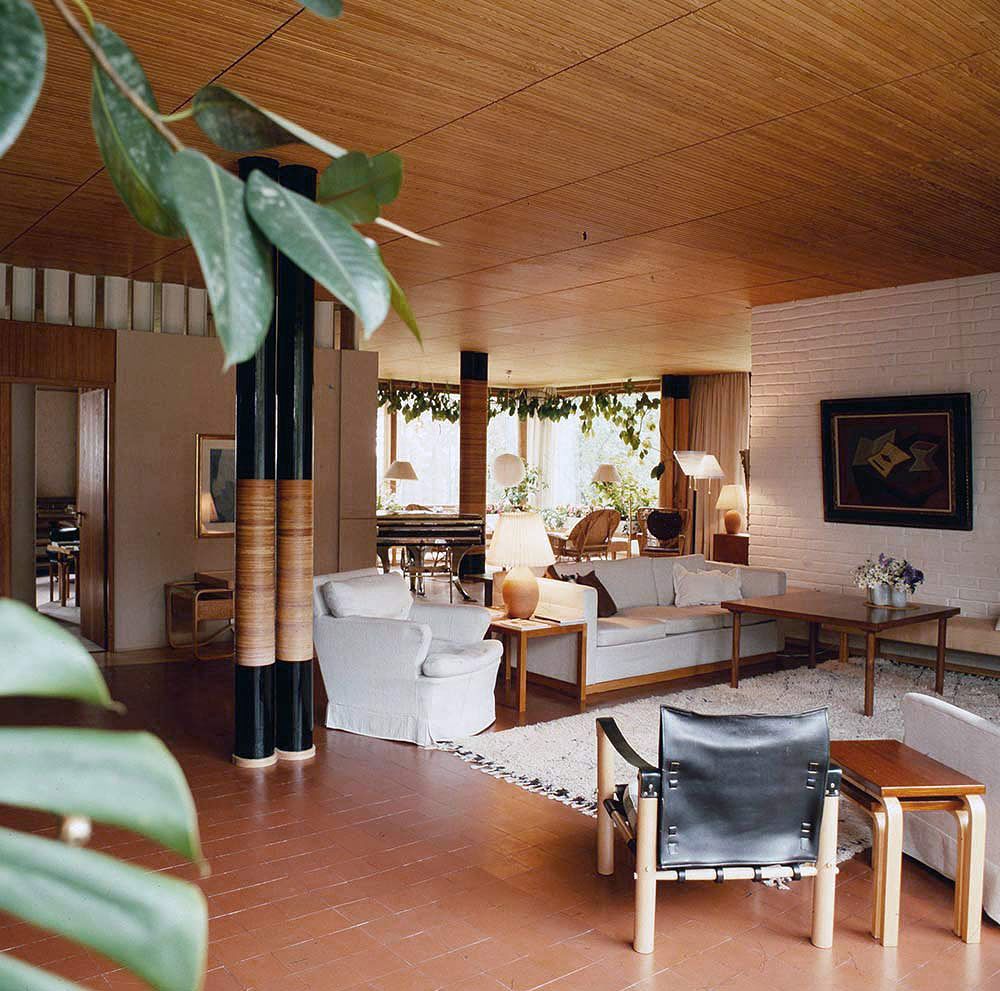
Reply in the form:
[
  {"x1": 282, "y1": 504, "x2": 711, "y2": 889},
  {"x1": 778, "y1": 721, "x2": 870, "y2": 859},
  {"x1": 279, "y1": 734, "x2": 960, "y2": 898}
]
[
  {"x1": 722, "y1": 590, "x2": 960, "y2": 716},
  {"x1": 488, "y1": 617, "x2": 587, "y2": 714},
  {"x1": 831, "y1": 739, "x2": 986, "y2": 947}
]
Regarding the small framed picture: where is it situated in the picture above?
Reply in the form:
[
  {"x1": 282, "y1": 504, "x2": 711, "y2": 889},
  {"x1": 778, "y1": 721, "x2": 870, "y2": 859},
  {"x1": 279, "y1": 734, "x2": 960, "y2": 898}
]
[{"x1": 196, "y1": 434, "x2": 236, "y2": 538}]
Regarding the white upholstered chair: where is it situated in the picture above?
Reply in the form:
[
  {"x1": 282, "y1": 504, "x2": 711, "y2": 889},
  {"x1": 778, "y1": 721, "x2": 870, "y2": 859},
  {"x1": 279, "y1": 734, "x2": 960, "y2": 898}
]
[
  {"x1": 312, "y1": 568, "x2": 502, "y2": 746},
  {"x1": 901, "y1": 692, "x2": 999, "y2": 922}
]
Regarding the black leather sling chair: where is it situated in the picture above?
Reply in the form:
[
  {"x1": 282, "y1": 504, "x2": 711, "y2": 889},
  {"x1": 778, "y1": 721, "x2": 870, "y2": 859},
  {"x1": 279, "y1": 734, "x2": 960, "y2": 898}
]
[{"x1": 597, "y1": 706, "x2": 842, "y2": 953}]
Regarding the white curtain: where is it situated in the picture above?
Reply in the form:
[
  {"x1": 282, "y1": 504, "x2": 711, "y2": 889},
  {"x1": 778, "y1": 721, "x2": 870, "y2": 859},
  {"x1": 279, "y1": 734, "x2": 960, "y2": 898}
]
[
  {"x1": 689, "y1": 372, "x2": 750, "y2": 558},
  {"x1": 527, "y1": 416, "x2": 558, "y2": 508}
]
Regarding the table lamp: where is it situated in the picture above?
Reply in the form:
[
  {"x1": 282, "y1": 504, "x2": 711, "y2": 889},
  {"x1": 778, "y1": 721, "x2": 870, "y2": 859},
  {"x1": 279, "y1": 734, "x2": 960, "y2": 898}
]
[
  {"x1": 384, "y1": 459, "x2": 418, "y2": 482},
  {"x1": 486, "y1": 510, "x2": 555, "y2": 618},
  {"x1": 715, "y1": 484, "x2": 747, "y2": 534},
  {"x1": 673, "y1": 451, "x2": 725, "y2": 553},
  {"x1": 493, "y1": 453, "x2": 525, "y2": 488},
  {"x1": 592, "y1": 463, "x2": 621, "y2": 485}
]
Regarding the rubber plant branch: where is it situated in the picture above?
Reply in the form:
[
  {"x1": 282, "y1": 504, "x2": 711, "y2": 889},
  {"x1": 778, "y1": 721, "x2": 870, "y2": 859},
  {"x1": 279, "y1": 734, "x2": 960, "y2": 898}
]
[{"x1": 48, "y1": 0, "x2": 185, "y2": 153}]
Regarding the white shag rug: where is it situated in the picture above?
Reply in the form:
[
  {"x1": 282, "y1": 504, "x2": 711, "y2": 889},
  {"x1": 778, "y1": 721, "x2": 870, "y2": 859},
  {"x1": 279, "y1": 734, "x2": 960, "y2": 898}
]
[{"x1": 444, "y1": 656, "x2": 1000, "y2": 863}]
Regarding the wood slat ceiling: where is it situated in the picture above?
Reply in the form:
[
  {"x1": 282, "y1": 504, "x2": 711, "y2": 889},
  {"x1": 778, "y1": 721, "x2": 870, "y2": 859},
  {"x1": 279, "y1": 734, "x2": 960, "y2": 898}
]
[{"x1": 3, "y1": 0, "x2": 1000, "y2": 385}]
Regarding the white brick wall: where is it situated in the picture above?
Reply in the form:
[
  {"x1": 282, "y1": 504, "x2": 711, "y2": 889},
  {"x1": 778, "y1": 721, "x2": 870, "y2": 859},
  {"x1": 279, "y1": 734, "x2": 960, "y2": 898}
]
[{"x1": 750, "y1": 273, "x2": 1000, "y2": 620}]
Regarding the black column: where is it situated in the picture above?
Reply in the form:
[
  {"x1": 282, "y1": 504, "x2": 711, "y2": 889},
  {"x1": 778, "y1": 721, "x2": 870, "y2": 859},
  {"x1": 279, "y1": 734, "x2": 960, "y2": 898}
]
[
  {"x1": 275, "y1": 164, "x2": 317, "y2": 760},
  {"x1": 233, "y1": 156, "x2": 279, "y2": 768}
]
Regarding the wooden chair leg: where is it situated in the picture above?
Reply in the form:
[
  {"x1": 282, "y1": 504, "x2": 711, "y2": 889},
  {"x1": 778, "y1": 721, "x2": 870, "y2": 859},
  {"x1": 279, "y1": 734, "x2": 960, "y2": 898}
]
[
  {"x1": 596, "y1": 723, "x2": 615, "y2": 877},
  {"x1": 633, "y1": 794, "x2": 658, "y2": 954},
  {"x1": 879, "y1": 798, "x2": 903, "y2": 947},
  {"x1": 811, "y1": 792, "x2": 839, "y2": 948},
  {"x1": 959, "y1": 794, "x2": 986, "y2": 943}
]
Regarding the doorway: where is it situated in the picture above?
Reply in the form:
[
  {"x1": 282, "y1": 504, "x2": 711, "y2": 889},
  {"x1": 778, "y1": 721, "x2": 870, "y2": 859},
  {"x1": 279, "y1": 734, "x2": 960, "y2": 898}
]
[{"x1": 2, "y1": 382, "x2": 112, "y2": 651}]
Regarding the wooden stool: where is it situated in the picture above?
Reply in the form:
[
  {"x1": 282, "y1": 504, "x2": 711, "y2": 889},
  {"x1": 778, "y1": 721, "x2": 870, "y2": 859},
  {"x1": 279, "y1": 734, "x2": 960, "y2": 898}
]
[{"x1": 832, "y1": 739, "x2": 986, "y2": 947}]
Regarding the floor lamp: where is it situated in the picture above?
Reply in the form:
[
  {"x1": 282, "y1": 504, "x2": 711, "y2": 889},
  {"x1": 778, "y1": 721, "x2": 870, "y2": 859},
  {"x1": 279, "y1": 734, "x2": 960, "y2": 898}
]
[{"x1": 673, "y1": 452, "x2": 725, "y2": 555}]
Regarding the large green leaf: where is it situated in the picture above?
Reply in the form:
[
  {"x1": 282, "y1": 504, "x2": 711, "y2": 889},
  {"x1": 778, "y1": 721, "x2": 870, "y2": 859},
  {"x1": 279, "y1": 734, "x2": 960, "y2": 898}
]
[
  {"x1": 0, "y1": 827, "x2": 206, "y2": 991},
  {"x1": 169, "y1": 149, "x2": 274, "y2": 368},
  {"x1": 0, "y1": 727, "x2": 202, "y2": 863},
  {"x1": 0, "y1": 600, "x2": 115, "y2": 708},
  {"x1": 192, "y1": 85, "x2": 346, "y2": 158},
  {"x1": 245, "y1": 170, "x2": 390, "y2": 335},
  {"x1": 318, "y1": 150, "x2": 402, "y2": 224},
  {"x1": 299, "y1": 0, "x2": 342, "y2": 16},
  {"x1": 385, "y1": 261, "x2": 421, "y2": 343},
  {"x1": 0, "y1": 953, "x2": 83, "y2": 991},
  {"x1": 90, "y1": 22, "x2": 182, "y2": 238},
  {"x1": 0, "y1": 0, "x2": 45, "y2": 159}
]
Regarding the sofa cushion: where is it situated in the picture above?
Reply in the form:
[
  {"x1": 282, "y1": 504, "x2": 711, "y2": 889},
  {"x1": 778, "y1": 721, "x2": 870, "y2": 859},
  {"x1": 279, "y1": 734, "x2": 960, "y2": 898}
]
[
  {"x1": 674, "y1": 563, "x2": 741, "y2": 608},
  {"x1": 321, "y1": 572, "x2": 412, "y2": 620},
  {"x1": 650, "y1": 554, "x2": 706, "y2": 606},
  {"x1": 595, "y1": 616, "x2": 667, "y2": 648},
  {"x1": 555, "y1": 556, "x2": 655, "y2": 611},
  {"x1": 619, "y1": 604, "x2": 771, "y2": 635},
  {"x1": 574, "y1": 570, "x2": 617, "y2": 617},
  {"x1": 421, "y1": 638, "x2": 502, "y2": 678}
]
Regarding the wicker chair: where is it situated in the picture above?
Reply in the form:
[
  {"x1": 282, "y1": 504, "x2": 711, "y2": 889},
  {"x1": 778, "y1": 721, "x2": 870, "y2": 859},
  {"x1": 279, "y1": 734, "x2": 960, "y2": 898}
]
[
  {"x1": 549, "y1": 508, "x2": 621, "y2": 561},
  {"x1": 636, "y1": 507, "x2": 689, "y2": 557}
]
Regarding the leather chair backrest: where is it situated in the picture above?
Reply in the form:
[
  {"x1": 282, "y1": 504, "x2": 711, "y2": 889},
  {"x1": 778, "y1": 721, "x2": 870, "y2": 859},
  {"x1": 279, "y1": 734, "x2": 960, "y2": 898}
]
[{"x1": 658, "y1": 706, "x2": 830, "y2": 869}]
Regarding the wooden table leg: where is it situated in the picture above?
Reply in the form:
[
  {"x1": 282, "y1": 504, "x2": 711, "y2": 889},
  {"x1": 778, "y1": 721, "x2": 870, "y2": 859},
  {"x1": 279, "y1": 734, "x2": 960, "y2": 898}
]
[
  {"x1": 807, "y1": 622, "x2": 819, "y2": 668},
  {"x1": 731, "y1": 613, "x2": 741, "y2": 688},
  {"x1": 935, "y1": 617, "x2": 948, "y2": 695},
  {"x1": 839, "y1": 631, "x2": 849, "y2": 663},
  {"x1": 864, "y1": 632, "x2": 877, "y2": 717},
  {"x1": 952, "y1": 808, "x2": 969, "y2": 939},
  {"x1": 577, "y1": 630, "x2": 587, "y2": 706},
  {"x1": 959, "y1": 794, "x2": 986, "y2": 943},
  {"x1": 500, "y1": 632, "x2": 511, "y2": 685},
  {"x1": 870, "y1": 807, "x2": 887, "y2": 941},
  {"x1": 517, "y1": 630, "x2": 528, "y2": 714},
  {"x1": 879, "y1": 797, "x2": 903, "y2": 947}
]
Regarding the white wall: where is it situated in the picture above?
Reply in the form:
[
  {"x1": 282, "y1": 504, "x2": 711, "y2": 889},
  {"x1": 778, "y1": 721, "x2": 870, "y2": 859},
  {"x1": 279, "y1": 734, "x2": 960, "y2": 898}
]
[
  {"x1": 35, "y1": 389, "x2": 77, "y2": 498},
  {"x1": 750, "y1": 272, "x2": 999, "y2": 620}
]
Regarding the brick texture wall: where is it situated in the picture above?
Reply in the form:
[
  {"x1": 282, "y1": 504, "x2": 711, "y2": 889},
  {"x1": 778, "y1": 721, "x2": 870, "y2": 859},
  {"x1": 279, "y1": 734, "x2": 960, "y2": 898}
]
[{"x1": 750, "y1": 273, "x2": 999, "y2": 620}]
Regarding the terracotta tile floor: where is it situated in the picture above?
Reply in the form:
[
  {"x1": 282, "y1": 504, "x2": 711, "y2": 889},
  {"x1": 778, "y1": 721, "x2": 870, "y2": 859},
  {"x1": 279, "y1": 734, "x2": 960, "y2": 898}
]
[{"x1": 2, "y1": 627, "x2": 998, "y2": 990}]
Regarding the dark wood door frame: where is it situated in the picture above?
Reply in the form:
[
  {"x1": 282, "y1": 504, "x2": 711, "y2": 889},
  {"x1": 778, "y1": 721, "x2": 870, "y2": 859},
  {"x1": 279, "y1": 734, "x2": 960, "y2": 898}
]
[{"x1": 0, "y1": 321, "x2": 115, "y2": 649}]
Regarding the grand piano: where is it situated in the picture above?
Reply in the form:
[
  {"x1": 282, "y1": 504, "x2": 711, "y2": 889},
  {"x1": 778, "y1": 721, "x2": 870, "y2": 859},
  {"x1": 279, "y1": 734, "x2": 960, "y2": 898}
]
[{"x1": 376, "y1": 512, "x2": 485, "y2": 601}]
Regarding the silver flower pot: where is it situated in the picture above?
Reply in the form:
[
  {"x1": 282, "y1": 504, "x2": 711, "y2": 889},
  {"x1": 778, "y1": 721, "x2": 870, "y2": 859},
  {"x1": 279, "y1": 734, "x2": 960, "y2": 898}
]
[
  {"x1": 890, "y1": 587, "x2": 909, "y2": 609},
  {"x1": 870, "y1": 582, "x2": 891, "y2": 606}
]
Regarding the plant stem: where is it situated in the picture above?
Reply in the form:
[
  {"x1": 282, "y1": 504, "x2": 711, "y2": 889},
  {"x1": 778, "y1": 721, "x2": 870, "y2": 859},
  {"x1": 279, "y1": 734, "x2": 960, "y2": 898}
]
[
  {"x1": 48, "y1": 0, "x2": 184, "y2": 153},
  {"x1": 160, "y1": 108, "x2": 195, "y2": 123}
]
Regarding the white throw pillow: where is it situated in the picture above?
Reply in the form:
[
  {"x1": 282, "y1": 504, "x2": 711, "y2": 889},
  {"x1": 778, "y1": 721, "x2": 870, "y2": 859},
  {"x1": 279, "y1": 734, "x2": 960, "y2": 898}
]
[
  {"x1": 673, "y1": 563, "x2": 741, "y2": 608},
  {"x1": 321, "y1": 573, "x2": 412, "y2": 620}
]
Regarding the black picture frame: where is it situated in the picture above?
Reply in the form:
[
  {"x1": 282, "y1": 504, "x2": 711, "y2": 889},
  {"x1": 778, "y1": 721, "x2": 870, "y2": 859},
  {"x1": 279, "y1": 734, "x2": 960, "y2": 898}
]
[{"x1": 820, "y1": 393, "x2": 972, "y2": 530}]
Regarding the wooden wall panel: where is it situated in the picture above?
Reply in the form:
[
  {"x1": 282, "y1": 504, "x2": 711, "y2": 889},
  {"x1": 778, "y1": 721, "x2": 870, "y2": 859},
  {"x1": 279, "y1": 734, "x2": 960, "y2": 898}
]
[
  {"x1": 459, "y1": 352, "x2": 488, "y2": 517},
  {"x1": 0, "y1": 321, "x2": 115, "y2": 387}
]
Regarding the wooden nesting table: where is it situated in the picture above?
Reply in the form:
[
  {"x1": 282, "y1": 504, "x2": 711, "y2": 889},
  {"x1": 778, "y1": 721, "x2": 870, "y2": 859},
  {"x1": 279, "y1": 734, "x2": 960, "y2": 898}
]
[
  {"x1": 831, "y1": 739, "x2": 986, "y2": 948},
  {"x1": 722, "y1": 590, "x2": 960, "y2": 716},
  {"x1": 488, "y1": 617, "x2": 587, "y2": 714}
]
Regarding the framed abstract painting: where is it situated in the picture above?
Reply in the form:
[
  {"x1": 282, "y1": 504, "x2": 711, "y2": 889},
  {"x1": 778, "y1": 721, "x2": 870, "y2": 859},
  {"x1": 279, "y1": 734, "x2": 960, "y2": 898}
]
[
  {"x1": 196, "y1": 433, "x2": 236, "y2": 538},
  {"x1": 820, "y1": 393, "x2": 972, "y2": 530}
]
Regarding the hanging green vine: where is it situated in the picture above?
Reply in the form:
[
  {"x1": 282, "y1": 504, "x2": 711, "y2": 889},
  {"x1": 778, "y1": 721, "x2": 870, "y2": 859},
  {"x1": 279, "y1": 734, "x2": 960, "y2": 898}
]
[
  {"x1": 377, "y1": 383, "x2": 459, "y2": 423},
  {"x1": 378, "y1": 380, "x2": 660, "y2": 454}
]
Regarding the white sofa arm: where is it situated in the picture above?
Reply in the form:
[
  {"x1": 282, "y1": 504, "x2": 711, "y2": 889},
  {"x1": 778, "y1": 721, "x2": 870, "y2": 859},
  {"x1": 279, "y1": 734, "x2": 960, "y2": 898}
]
[
  {"x1": 536, "y1": 576, "x2": 599, "y2": 657},
  {"x1": 409, "y1": 601, "x2": 491, "y2": 644},
  {"x1": 313, "y1": 614, "x2": 431, "y2": 676},
  {"x1": 707, "y1": 562, "x2": 786, "y2": 599}
]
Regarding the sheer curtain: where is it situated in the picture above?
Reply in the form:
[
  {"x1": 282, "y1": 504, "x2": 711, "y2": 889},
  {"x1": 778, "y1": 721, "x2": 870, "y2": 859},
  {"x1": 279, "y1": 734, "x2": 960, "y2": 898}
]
[
  {"x1": 689, "y1": 372, "x2": 750, "y2": 558},
  {"x1": 527, "y1": 416, "x2": 559, "y2": 508}
]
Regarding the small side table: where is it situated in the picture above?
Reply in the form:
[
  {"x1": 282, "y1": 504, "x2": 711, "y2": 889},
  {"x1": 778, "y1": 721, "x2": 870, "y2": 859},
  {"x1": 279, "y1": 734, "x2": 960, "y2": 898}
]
[
  {"x1": 165, "y1": 576, "x2": 235, "y2": 660},
  {"x1": 831, "y1": 739, "x2": 986, "y2": 947},
  {"x1": 712, "y1": 532, "x2": 748, "y2": 565},
  {"x1": 488, "y1": 617, "x2": 587, "y2": 714}
]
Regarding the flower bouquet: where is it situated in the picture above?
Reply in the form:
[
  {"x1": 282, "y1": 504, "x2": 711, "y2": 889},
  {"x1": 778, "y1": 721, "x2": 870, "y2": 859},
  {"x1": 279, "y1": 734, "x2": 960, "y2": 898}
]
[{"x1": 853, "y1": 554, "x2": 924, "y2": 607}]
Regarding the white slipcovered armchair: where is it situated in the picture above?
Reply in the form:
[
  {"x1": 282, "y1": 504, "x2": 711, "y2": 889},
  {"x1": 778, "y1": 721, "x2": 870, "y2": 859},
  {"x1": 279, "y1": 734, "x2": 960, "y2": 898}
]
[{"x1": 312, "y1": 568, "x2": 502, "y2": 746}]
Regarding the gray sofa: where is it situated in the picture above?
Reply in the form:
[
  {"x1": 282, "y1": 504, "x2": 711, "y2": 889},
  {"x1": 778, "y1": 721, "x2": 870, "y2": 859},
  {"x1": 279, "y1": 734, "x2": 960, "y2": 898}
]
[{"x1": 513, "y1": 554, "x2": 786, "y2": 694}]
